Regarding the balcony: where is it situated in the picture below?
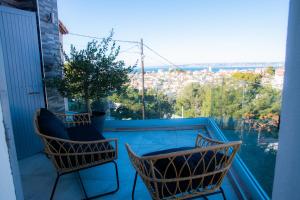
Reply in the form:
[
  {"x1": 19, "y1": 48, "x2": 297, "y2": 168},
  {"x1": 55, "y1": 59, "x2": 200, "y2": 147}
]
[{"x1": 19, "y1": 118, "x2": 268, "y2": 200}]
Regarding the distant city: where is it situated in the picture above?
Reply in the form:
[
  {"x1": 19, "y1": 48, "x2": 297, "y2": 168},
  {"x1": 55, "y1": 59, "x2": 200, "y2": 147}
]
[
  {"x1": 135, "y1": 62, "x2": 284, "y2": 72},
  {"x1": 130, "y1": 63, "x2": 284, "y2": 97}
]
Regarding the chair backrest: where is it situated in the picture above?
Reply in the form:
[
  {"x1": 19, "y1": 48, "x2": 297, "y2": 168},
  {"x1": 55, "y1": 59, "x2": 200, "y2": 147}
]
[
  {"x1": 33, "y1": 109, "x2": 101, "y2": 173},
  {"x1": 126, "y1": 140, "x2": 241, "y2": 200},
  {"x1": 33, "y1": 109, "x2": 42, "y2": 136},
  {"x1": 33, "y1": 109, "x2": 69, "y2": 157},
  {"x1": 34, "y1": 109, "x2": 62, "y2": 170},
  {"x1": 34, "y1": 109, "x2": 92, "y2": 136},
  {"x1": 55, "y1": 112, "x2": 91, "y2": 127}
]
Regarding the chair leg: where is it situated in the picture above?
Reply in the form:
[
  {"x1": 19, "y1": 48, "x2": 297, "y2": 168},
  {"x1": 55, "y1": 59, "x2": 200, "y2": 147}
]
[
  {"x1": 82, "y1": 161, "x2": 120, "y2": 200},
  {"x1": 114, "y1": 160, "x2": 120, "y2": 192},
  {"x1": 220, "y1": 187, "x2": 227, "y2": 200},
  {"x1": 50, "y1": 173, "x2": 60, "y2": 200},
  {"x1": 132, "y1": 171, "x2": 138, "y2": 200}
]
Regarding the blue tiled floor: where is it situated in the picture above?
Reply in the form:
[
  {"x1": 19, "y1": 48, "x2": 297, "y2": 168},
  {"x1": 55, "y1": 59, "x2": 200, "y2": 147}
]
[{"x1": 19, "y1": 129, "x2": 238, "y2": 200}]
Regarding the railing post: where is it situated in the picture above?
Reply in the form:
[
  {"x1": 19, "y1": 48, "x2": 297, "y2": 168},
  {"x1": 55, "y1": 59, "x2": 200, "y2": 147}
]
[{"x1": 140, "y1": 38, "x2": 145, "y2": 119}]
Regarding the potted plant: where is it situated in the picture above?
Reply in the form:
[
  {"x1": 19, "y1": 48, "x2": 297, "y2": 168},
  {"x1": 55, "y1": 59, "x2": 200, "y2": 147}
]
[
  {"x1": 90, "y1": 99, "x2": 109, "y2": 133},
  {"x1": 49, "y1": 31, "x2": 133, "y2": 132}
]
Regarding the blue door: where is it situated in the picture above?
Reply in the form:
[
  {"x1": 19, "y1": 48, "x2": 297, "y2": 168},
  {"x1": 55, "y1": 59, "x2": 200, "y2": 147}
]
[{"x1": 0, "y1": 6, "x2": 45, "y2": 159}]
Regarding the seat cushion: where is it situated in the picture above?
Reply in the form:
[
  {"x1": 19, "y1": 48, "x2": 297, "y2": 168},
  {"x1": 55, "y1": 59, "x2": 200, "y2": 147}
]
[
  {"x1": 52, "y1": 125, "x2": 115, "y2": 169},
  {"x1": 143, "y1": 147, "x2": 193, "y2": 156},
  {"x1": 142, "y1": 147, "x2": 227, "y2": 198},
  {"x1": 38, "y1": 108, "x2": 69, "y2": 139},
  {"x1": 67, "y1": 125, "x2": 105, "y2": 141}
]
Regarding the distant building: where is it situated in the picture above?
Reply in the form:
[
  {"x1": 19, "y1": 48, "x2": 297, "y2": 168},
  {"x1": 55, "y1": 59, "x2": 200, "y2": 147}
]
[
  {"x1": 275, "y1": 67, "x2": 285, "y2": 76},
  {"x1": 58, "y1": 20, "x2": 69, "y2": 110},
  {"x1": 273, "y1": 67, "x2": 285, "y2": 89}
]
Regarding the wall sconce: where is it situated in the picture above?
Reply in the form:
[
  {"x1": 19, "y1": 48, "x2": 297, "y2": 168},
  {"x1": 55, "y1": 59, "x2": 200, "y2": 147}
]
[{"x1": 47, "y1": 12, "x2": 55, "y2": 23}]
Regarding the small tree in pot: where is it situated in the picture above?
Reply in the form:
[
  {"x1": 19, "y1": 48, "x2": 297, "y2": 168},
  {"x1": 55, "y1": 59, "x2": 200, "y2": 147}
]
[{"x1": 49, "y1": 31, "x2": 133, "y2": 131}]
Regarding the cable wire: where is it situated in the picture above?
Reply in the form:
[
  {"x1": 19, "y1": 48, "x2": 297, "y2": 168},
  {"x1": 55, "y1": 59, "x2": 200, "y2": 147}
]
[
  {"x1": 119, "y1": 45, "x2": 139, "y2": 54},
  {"x1": 66, "y1": 32, "x2": 179, "y2": 68},
  {"x1": 68, "y1": 32, "x2": 139, "y2": 44},
  {"x1": 143, "y1": 43, "x2": 179, "y2": 69}
]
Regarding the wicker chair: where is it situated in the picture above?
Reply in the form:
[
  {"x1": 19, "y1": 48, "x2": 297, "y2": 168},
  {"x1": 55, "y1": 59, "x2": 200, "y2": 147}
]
[
  {"x1": 34, "y1": 109, "x2": 119, "y2": 200},
  {"x1": 126, "y1": 134, "x2": 241, "y2": 200}
]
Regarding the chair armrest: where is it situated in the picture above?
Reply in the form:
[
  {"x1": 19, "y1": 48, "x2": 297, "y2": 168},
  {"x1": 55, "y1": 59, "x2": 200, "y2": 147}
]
[
  {"x1": 39, "y1": 134, "x2": 118, "y2": 172},
  {"x1": 41, "y1": 134, "x2": 118, "y2": 157},
  {"x1": 195, "y1": 133, "x2": 224, "y2": 148}
]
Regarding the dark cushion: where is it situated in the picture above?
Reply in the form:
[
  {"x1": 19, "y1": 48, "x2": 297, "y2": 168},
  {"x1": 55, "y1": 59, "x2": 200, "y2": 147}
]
[
  {"x1": 38, "y1": 108, "x2": 69, "y2": 139},
  {"x1": 51, "y1": 125, "x2": 115, "y2": 169},
  {"x1": 142, "y1": 147, "x2": 227, "y2": 198},
  {"x1": 67, "y1": 125, "x2": 105, "y2": 141},
  {"x1": 37, "y1": 109, "x2": 115, "y2": 169},
  {"x1": 143, "y1": 147, "x2": 193, "y2": 156}
]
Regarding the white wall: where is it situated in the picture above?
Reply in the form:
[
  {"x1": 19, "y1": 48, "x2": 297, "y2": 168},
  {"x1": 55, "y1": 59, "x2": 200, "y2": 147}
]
[
  {"x1": 0, "y1": 102, "x2": 16, "y2": 200},
  {"x1": 0, "y1": 12, "x2": 23, "y2": 198},
  {"x1": 272, "y1": 0, "x2": 300, "y2": 199}
]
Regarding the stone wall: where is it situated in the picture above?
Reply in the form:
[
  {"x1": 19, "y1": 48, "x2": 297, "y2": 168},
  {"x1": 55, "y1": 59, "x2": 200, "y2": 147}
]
[{"x1": 37, "y1": 0, "x2": 65, "y2": 112}]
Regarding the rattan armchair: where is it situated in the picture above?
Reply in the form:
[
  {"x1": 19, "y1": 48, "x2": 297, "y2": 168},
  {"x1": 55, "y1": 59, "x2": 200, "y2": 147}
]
[
  {"x1": 34, "y1": 109, "x2": 119, "y2": 200},
  {"x1": 126, "y1": 133, "x2": 241, "y2": 200}
]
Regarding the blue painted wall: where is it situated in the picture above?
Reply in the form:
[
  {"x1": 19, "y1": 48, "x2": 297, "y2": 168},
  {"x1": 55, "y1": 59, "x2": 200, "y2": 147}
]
[{"x1": 0, "y1": 6, "x2": 45, "y2": 159}]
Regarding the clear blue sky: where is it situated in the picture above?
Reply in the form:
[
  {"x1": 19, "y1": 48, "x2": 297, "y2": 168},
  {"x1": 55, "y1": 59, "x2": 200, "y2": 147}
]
[{"x1": 58, "y1": 0, "x2": 289, "y2": 67}]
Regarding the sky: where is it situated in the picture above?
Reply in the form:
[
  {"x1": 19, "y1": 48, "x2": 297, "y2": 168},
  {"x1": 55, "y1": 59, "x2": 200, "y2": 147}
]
[{"x1": 57, "y1": 0, "x2": 289, "y2": 67}]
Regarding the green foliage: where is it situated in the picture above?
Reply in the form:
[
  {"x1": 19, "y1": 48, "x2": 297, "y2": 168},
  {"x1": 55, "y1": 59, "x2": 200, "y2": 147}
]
[
  {"x1": 175, "y1": 82, "x2": 243, "y2": 118},
  {"x1": 47, "y1": 30, "x2": 134, "y2": 112},
  {"x1": 175, "y1": 72, "x2": 281, "y2": 122},
  {"x1": 232, "y1": 72, "x2": 262, "y2": 82},
  {"x1": 110, "y1": 87, "x2": 174, "y2": 119},
  {"x1": 247, "y1": 86, "x2": 281, "y2": 119},
  {"x1": 109, "y1": 88, "x2": 141, "y2": 119},
  {"x1": 265, "y1": 66, "x2": 275, "y2": 76},
  {"x1": 175, "y1": 83, "x2": 208, "y2": 117},
  {"x1": 68, "y1": 99, "x2": 86, "y2": 113}
]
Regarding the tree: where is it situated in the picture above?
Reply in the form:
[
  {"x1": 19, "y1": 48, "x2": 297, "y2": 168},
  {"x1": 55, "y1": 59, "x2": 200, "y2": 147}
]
[
  {"x1": 175, "y1": 83, "x2": 208, "y2": 117},
  {"x1": 265, "y1": 66, "x2": 276, "y2": 76},
  {"x1": 110, "y1": 87, "x2": 174, "y2": 119},
  {"x1": 145, "y1": 89, "x2": 174, "y2": 118},
  {"x1": 231, "y1": 72, "x2": 263, "y2": 114},
  {"x1": 247, "y1": 86, "x2": 281, "y2": 119},
  {"x1": 109, "y1": 88, "x2": 142, "y2": 119},
  {"x1": 232, "y1": 72, "x2": 262, "y2": 83},
  {"x1": 48, "y1": 31, "x2": 134, "y2": 112},
  {"x1": 175, "y1": 74, "x2": 281, "y2": 130},
  {"x1": 175, "y1": 81, "x2": 244, "y2": 119}
]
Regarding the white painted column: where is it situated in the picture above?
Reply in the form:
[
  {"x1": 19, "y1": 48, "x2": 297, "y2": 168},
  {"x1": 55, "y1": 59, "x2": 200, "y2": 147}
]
[
  {"x1": 0, "y1": 102, "x2": 17, "y2": 200},
  {"x1": 272, "y1": 0, "x2": 300, "y2": 199}
]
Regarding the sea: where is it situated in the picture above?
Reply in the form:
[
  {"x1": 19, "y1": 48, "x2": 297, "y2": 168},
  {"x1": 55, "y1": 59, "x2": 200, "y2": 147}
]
[{"x1": 134, "y1": 64, "x2": 283, "y2": 73}]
